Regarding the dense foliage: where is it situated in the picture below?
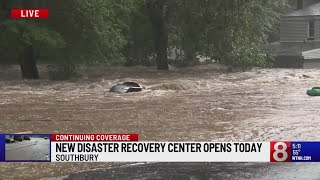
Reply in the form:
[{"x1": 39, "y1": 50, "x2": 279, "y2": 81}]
[{"x1": 0, "y1": 0, "x2": 293, "y2": 79}]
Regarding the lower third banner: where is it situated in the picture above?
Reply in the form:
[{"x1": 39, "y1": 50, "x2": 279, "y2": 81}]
[
  {"x1": 2, "y1": 135, "x2": 320, "y2": 163},
  {"x1": 51, "y1": 142, "x2": 270, "y2": 162}
]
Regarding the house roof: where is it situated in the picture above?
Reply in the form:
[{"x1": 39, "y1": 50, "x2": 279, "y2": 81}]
[
  {"x1": 285, "y1": 3, "x2": 320, "y2": 17},
  {"x1": 302, "y1": 48, "x2": 320, "y2": 59}
]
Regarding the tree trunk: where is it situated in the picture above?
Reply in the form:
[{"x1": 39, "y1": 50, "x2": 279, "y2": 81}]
[
  {"x1": 147, "y1": 0, "x2": 169, "y2": 70},
  {"x1": 19, "y1": 45, "x2": 40, "y2": 79},
  {"x1": 182, "y1": 35, "x2": 197, "y2": 66}
]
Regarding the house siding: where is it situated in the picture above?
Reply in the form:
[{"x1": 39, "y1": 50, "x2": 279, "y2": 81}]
[
  {"x1": 280, "y1": 19, "x2": 308, "y2": 42},
  {"x1": 280, "y1": 18, "x2": 320, "y2": 42}
]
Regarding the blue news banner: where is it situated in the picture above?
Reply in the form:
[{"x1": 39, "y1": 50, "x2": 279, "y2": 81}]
[{"x1": 290, "y1": 142, "x2": 320, "y2": 162}]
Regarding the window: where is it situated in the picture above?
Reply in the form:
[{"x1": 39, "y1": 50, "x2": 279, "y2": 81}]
[{"x1": 308, "y1": 21, "x2": 315, "y2": 40}]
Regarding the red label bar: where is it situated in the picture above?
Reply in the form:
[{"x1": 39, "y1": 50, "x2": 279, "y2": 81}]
[
  {"x1": 11, "y1": 9, "x2": 49, "y2": 19},
  {"x1": 51, "y1": 134, "x2": 138, "y2": 142}
]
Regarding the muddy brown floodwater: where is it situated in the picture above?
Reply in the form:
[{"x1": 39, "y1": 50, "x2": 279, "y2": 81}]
[{"x1": 0, "y1": 64, "x2": 320, "y2": 179}]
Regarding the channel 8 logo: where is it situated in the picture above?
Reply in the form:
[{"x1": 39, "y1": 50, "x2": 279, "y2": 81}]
[{"x1": 270, "y1": 141, "x2": 291, "y2": 162}]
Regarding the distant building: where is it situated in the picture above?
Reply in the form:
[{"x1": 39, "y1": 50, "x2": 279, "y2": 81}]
[{"x1": 263, "y1": 0, "x2": 320, "y2": 68}]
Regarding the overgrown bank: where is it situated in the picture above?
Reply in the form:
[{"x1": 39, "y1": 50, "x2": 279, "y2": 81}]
[{"x1": 0, "y1": 0, "x2": 294, "y2": 80}]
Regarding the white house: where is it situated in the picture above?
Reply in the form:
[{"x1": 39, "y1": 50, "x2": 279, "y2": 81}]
[{"x1": 264, "y1": 0, "x2": 320, "y2": 68}]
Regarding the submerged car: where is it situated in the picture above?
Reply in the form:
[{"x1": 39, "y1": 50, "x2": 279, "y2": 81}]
[
  {"x1": 5, "y1": 138, "x2": 15, "y2": 143},
  {"x1": 23, "y1": 136, "x2": 31, "y2": 140},
  {"x1": 110, "y1": 82, "x2": 143, "y2": 93},
  {"x1": 14, "y1": 136, "x2": 23, "y2": 141}
]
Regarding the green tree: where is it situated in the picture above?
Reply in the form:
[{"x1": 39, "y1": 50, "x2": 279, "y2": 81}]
[
  {"x1": 169, "y1": 0, "x2": 290, "y2": 70},
  {"x1": 0, "y1": 0, "x2": 65, "y2": 79},
  {"x1": 0, "y1": 0, "x2": 134, "y2": 79},
  {"x1": 128, "y1": 0, "x2": 290, "y2": 70},
  {"x1": 0, "y1": 0, "x2": 292, "y2": 79}
]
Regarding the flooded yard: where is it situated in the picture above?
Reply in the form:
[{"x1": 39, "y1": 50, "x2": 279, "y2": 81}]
[{"x1": 0, "y1": 65, "x2": 320, "y2": 179}]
